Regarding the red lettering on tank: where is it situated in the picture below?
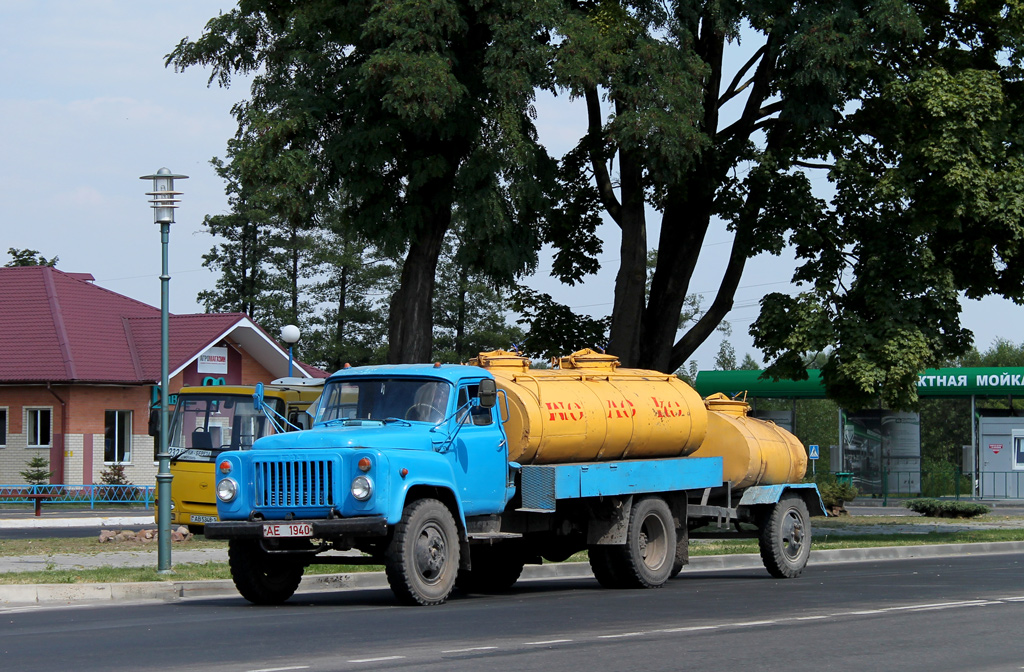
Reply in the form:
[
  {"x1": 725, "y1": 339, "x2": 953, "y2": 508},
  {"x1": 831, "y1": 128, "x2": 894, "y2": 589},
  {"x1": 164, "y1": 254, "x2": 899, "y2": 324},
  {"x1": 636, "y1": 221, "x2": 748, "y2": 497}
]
[
  {"x1": 607, "y1": 399, "x2": 637, "y2": 419},
  {"x1": 547, "y1": 401, "x2": 584, "y2": 421},
  {"x1": 651, "y1": 397, "x2": 685, "y2": 418}
]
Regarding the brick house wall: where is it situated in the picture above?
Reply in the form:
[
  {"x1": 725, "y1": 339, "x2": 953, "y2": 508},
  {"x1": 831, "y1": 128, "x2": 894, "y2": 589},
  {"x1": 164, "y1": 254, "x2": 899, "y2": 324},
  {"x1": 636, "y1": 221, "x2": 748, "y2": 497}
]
[{"x1": 0, "y1": 342, "x2": 284, "y2": 486}]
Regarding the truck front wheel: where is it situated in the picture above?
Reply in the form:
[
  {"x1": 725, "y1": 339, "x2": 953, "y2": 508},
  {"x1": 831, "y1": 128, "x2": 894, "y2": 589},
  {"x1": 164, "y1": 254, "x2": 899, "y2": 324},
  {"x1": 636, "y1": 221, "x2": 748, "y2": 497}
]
[
  {"x1": 758, "y1": 493, "x2": 811, "y2": 578},
  {"x1": 385, "y1": 498, "x2": 461, "y2": 605},
  {"x1": 227, "y1": 539, "x2": 304, "y2": 605}
]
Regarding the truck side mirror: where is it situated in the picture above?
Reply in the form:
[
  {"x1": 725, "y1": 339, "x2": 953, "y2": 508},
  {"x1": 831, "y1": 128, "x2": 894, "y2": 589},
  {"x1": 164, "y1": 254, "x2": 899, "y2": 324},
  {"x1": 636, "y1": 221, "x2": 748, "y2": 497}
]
[{"x1": 478, "y1": 378, "x2": 497, "y2": 408}]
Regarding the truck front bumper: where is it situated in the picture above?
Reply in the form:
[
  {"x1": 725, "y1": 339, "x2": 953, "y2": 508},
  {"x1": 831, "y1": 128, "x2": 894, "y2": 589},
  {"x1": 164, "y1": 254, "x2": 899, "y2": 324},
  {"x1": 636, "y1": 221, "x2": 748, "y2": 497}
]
[{"x1": 204, "y1": 516, "x2": 388, "y2": 540}]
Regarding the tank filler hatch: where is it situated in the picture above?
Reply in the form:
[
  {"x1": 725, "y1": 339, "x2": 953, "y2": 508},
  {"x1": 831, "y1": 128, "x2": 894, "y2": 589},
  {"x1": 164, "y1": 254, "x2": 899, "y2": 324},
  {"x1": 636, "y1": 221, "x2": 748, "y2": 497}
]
[
  {"x1": 557, "y1": 348, "x2": 620, "y2": 370},
  {"x1": 469, "y1": 350, "x2": 531, "y2": 372},
  {"x1": 704, "y1": 392, "x2": 751, "y2": 417}
]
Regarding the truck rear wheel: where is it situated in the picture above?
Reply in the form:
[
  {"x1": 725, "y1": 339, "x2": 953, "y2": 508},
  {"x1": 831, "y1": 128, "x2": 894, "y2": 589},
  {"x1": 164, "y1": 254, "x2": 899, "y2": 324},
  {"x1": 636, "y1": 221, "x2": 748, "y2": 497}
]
[
  {"x1": 592, "y1": 496, "x2": 676, "y2": 589},
  {"x1": 758, "y1": 493, "x2": 811, "y2": 578},
  {"x1": 457, "y1": 543, "x2": 525, "y2": 593},
  {"x1": 227, "y1": 539, "x2": 304, "y2": 605},
  {"x1": 385, "y1": 498, "x2": 461, "y2": 605}
]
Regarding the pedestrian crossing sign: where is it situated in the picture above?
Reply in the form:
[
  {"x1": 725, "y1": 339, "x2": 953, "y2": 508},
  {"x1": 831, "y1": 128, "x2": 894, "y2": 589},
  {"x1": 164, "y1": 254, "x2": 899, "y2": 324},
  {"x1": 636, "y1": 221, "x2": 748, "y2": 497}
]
[{"x1": 808, "y1": 444, "x2": 819, "y2": 460}]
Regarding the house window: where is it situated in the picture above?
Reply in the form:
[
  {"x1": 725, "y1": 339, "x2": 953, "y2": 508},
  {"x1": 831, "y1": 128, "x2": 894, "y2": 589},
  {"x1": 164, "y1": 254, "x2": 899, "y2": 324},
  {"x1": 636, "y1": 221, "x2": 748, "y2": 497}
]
[
  {"x1": 0, "y1": 408, "x2": 7, "y2": 447},
  {"x1": 27, "y1": 408, "x2": 51, "y2": 448},
  {"x1": 1014, "y1": 436, "x2": 1024, "y2": 471},
  {"x1": 105, "y1": 410, "x2": 132, "y2": 463}
]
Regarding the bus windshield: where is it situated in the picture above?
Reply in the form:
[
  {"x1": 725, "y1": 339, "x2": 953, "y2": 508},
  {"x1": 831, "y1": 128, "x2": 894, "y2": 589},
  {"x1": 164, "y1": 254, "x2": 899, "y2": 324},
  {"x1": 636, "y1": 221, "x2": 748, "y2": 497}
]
[
  {"x1": 315, "y1": 378, "x2": 451, "y2": 424},
  {"x1": 169, "y1": 394, "x2": 286, "y2": 462}
]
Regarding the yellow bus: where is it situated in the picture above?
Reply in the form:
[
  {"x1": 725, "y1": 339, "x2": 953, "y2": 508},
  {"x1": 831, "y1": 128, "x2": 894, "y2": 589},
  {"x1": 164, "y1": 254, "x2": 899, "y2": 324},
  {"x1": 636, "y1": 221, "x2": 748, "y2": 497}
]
[{"x1": 161, "y1": 379, "x2": 324, "y2": 531}]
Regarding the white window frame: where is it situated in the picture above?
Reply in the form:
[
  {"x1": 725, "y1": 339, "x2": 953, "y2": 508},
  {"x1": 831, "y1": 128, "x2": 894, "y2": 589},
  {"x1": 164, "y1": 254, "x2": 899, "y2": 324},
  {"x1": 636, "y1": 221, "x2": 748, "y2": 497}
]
[
  {"x1": 1013, "y1": 433, "x2": 1024, "y2": 471},
  {"x1": 26, "y1": 407, "x2": 52, "y2": 448},
  {"x1": 104, "y1": 410, "x2": 133, "y2": 464}
]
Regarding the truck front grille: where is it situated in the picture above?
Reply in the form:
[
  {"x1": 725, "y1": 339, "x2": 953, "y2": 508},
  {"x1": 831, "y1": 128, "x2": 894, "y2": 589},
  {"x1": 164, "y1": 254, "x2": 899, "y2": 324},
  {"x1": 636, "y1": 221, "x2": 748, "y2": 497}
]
[{"x1": 254, "y1": 459, "x2": 335, "y2": 508}]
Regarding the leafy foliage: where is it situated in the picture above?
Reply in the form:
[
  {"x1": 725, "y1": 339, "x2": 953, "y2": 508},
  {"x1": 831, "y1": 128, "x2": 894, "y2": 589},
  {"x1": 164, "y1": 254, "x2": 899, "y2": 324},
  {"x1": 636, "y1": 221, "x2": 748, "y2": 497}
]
[
  {"x1": 904, "y1": 499, "x2": 991, "y2": 519},
  {"x1": 170, "y1": 0, "x2": 560, "y2": 363},
  {"x1": 511, "y1": 288, "x2": 609, "y2": 361},
  {"x1": 6, "y1": 248, "x2": 57, "y2": 267}
]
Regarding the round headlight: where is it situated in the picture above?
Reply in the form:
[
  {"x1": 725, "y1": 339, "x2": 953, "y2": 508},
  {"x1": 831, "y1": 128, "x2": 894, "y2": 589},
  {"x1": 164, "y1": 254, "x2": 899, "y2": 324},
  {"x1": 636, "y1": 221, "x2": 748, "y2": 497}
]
[
  {"x1": 217, "y1": 478, "x2": 238, "y2": 502},
  {"x1": 351, "y1": 475, "x2": 373, "y2": 501}
]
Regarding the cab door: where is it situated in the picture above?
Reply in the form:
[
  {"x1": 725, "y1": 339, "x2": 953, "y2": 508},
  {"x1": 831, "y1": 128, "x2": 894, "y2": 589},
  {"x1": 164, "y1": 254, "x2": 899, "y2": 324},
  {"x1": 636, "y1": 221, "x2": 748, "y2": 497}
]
[{"x1": 451, "y1": 381, "x2": 509, "y2": 515}]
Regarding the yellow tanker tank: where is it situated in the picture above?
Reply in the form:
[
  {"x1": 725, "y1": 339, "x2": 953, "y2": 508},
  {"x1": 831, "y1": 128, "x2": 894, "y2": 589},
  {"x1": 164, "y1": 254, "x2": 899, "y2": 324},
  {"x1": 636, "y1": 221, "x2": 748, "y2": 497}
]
[
  {"x1": 693, "y1": 393, "x2": 808, "y2": 488},
  {"x1": 470, "y1": 349, "x2": 708, "y2": 465}
]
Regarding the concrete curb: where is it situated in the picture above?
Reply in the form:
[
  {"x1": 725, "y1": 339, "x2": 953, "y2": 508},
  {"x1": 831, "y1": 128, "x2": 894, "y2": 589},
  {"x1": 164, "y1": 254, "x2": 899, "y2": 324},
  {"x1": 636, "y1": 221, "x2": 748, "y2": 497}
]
[
  {"x1": 4, "y1": 540, "x2": 1022, "y2": 608},
  {"x1": 0, "y1": 516, "x2": 155, "y2": 530}
]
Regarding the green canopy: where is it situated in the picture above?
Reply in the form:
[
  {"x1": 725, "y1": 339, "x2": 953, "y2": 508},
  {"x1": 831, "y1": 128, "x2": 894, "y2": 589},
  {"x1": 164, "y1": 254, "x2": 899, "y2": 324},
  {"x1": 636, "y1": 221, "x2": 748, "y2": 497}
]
[{"x1": 694, "y1": 367, "x2": 1024, "y2": 399}]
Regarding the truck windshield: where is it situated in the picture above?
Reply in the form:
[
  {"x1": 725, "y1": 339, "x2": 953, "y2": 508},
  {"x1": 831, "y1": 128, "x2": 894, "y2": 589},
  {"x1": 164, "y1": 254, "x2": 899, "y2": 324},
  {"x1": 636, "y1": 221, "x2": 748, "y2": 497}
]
[
  {"x1": 169, "y1": 394, "x2": 286, "y2": 462},
  {"x1": 315, "y1": 378, "x2": 451, "y2": 424}
]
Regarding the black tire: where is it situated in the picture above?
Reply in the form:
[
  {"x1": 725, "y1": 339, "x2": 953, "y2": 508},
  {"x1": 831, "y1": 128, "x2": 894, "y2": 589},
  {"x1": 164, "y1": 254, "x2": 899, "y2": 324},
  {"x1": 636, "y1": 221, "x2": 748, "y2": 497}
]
[
  {"x1": 588, "y1": 544, "x2": 626, "y2": 588},
  {"x1": 227, "y1": 539, "x2": 304, "y2": 605},
  {"x1": 457, "y1": 543, "x2": 526, "y2": 593},
  {"x1": 385, "y1": 498, "x2": 461, "y2": 605},
  {"x1": 669, "y1": 531, "x2": 688, "y2": 578},
  {"x1": 619, "y1": 496, "x2": 676, "y2": 588},
  {"x1": 592, "y1": 497, "x2": 677, "y2": 589},
  {"x1": 758, "y1": 493, "x2": 811, "y2": 578}
]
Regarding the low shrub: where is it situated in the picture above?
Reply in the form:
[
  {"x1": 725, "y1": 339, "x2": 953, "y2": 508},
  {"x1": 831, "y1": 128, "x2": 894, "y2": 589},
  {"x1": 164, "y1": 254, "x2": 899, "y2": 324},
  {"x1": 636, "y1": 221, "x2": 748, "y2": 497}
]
[
  {"x1": 810, "y1": 472, "x2": 859, "y2": 515},
  {"x1": 904, "y1": 498, "x2": 990, "y2": 518}
]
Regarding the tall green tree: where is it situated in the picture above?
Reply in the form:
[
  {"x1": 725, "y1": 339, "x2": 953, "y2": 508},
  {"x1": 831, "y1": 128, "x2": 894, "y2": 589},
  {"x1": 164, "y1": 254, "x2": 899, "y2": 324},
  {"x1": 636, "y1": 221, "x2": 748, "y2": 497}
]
[
  {"x1": 549, "y1": 1, "x2": 1024, "y2": 410},
  {"x1": 170, "y1": 0, "x2": 558, "y2": 364},
  {"x1": 432, "y1": 233, "x2": 526, "y2": 362},
  {"x1": 5, "y1": 248, "x2": 57, "y2": 267}
]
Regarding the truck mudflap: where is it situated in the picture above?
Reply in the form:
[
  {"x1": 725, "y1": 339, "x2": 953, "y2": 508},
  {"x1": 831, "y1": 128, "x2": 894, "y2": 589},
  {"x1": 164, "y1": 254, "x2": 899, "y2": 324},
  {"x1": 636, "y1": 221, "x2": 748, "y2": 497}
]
[
  {"x1": 737, "y1": 484, "x2": 827, "y2": 517},
  {"x1": 204, "y1": 516, "x2": 388, "y2": 540}
]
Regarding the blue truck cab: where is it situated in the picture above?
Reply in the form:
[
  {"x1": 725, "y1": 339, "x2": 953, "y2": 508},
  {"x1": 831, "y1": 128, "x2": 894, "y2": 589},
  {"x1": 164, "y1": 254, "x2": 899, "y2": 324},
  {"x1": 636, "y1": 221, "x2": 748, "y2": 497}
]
[{"x1": 205, "y1": 361, "x2": 823, "y2": 607}]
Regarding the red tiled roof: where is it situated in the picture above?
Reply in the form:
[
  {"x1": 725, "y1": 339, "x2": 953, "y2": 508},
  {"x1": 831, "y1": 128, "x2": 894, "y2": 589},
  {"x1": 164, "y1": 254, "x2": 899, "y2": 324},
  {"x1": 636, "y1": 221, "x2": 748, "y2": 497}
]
[{"x1": 0, "y1": 266, "x2": 260, "y2": 384}]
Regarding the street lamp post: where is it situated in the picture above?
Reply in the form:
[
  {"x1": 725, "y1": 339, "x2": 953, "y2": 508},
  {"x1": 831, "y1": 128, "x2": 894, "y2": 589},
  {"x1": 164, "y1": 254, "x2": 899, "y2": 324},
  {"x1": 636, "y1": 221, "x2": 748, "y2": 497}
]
[
  {"x1": 281, "y1": 325, "x2": 301, "y2": 377},
  {"x1": 141, "y1": 167, "x2": 188, "y2": 574}
]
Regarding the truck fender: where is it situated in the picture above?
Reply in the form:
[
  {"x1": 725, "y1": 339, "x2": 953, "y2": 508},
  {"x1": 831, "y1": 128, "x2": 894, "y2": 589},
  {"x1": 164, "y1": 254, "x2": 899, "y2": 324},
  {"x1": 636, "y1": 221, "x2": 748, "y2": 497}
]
[
  {"x1": 737, "y1": 484, "x2": 827, "y2": 518},
  {"x1": 385, "y1": 454, "x2": 468, "y2": 535}
]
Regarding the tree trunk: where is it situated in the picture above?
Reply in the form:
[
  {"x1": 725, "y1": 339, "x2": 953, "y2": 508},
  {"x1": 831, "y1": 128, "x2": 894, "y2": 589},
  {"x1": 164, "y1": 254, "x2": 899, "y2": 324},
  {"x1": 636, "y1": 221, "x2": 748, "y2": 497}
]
[{"x1": 606, "y1": 120, "x2": 647, "y2": 366}]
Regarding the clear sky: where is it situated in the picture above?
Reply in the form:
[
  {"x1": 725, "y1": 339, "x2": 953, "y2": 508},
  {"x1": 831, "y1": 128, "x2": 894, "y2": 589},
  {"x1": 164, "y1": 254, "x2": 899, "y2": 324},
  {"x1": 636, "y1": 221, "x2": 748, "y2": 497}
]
[{"x1": 1, "y1": 2, "x2": 1018, "y2": 370}]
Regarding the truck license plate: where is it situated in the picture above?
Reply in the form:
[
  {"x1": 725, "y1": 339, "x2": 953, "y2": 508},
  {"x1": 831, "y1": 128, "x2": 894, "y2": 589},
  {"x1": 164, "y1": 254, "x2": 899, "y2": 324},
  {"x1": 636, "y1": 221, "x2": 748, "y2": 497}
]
[
  {"x1": 263, "y1": 523, "x2": 313, "y2": 538},
  {"x1": 190, "y1": 515, "x2": 218, "y2": 524}
]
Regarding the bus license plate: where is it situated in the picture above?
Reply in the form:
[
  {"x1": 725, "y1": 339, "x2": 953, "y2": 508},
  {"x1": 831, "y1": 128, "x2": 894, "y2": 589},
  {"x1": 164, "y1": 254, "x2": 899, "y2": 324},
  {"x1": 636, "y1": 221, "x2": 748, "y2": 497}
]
[
  {"x1": 190, "y1": 515, "x2": 218, "y2": 524},
  {"x1": 263, "y1": 523, "x2": 313, "y2": 538}
]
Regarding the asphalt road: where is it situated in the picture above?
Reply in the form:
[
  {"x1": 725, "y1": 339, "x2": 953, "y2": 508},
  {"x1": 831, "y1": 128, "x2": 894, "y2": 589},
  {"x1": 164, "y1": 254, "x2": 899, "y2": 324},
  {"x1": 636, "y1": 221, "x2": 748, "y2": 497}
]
[{"x1": 1, "y1": 552, "x2": 1021, "y2": 672}]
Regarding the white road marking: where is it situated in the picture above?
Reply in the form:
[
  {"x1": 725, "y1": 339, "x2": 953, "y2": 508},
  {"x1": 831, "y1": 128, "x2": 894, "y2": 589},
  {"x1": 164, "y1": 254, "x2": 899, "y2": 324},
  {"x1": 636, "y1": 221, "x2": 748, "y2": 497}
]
[
  {"x1": 442, "y1": 647, "x2": 499, "y2": 653},
  {"x1": 525, "y1": 639, "x2": 572, "y2": 645},
  {"x1": 347, "y1": 656, "x2": 405, "y2": 664},
  {"x1": 248, "y1": 667, "x2": 310, "y2": 672},
  {"x1": 598, "y1": 632, "x2": 647, "y2": 639}
]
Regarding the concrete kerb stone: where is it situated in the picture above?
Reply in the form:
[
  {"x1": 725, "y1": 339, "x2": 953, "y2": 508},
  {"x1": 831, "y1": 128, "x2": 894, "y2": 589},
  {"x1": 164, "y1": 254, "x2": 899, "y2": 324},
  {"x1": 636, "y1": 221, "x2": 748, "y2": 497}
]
[{"x1": 5, "y1": 540, "x2": 1024, "y2": 608}]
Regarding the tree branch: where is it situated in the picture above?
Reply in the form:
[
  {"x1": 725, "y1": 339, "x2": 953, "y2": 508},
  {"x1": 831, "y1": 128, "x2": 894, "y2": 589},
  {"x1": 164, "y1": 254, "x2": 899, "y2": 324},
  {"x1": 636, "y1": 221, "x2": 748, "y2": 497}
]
[
  {"x1": 718, "y1": 100, "x2": 784, "y2": 140},
  {"x1": 718, "y1": 44, "x2": 767, "y2": 108},
  {"x1": 584, "y1": 86, "x2": 622, "y2": 226}
]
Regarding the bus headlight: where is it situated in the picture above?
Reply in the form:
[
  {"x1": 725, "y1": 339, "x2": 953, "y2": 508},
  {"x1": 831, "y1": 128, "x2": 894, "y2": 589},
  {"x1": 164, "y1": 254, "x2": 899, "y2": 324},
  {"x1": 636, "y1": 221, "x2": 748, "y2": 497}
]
[
  {"x1": 217, "y1": 478, "x2": 238, "y2": 502},
  {"x1": 351, "y1": 476, "x2": 373, "y2": 501}
]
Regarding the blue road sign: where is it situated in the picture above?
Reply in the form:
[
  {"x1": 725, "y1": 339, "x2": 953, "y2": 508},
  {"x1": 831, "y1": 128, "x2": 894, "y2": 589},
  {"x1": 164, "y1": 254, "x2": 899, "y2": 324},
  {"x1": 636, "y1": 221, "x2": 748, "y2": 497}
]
[{"x1": 808, "y1": 444, "x2": 819, "y2": 460}]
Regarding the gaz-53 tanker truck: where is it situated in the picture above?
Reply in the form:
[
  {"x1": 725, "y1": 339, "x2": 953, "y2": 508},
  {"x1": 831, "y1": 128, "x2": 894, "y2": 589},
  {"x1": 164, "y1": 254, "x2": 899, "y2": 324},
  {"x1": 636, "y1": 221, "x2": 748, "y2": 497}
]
[{"x1": 204, "y1": 349, "x2": 825, "y2": 606}]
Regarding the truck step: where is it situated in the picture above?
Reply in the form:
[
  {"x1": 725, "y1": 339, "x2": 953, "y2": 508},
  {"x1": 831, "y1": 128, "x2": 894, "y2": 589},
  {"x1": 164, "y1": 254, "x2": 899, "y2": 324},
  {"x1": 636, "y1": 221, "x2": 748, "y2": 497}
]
[{"x1": 467, "y1": 531, "x2": 523, "y2": 540}]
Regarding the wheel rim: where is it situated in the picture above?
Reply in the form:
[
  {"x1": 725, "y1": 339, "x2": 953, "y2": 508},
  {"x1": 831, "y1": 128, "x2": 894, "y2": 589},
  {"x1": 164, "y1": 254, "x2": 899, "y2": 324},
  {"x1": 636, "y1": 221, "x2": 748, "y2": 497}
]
[
  {"x1": 414, "y1": 522, "x2": 448, "y2": 585},
  {"x1": 639, "y1": 512, "x2": 669, "y2": 570},
  {"x1": 780, "y1": 508, "x2": 805, "y2": 561}
]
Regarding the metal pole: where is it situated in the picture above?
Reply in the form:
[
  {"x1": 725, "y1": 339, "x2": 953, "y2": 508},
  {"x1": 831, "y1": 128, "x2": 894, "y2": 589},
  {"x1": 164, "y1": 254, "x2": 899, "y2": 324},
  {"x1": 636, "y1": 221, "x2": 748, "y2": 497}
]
[
  {"x1": 156, "y1": 221, "x2": 173, "y2": 573},
  {"x1": 288, "y1": 345, "x2": 294, "y2": 378}
]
